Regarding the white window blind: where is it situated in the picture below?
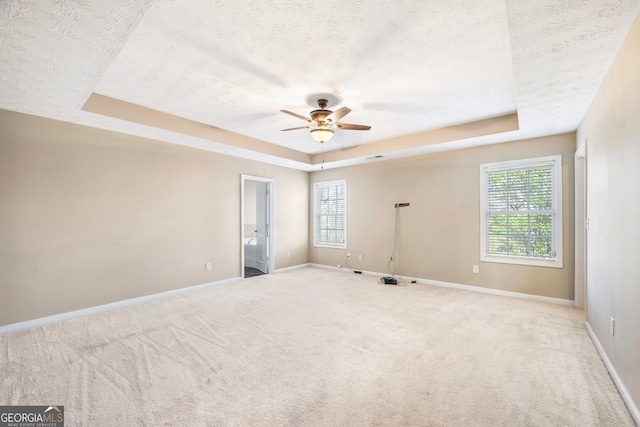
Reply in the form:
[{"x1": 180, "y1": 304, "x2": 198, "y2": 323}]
[
  {"x1": 313, "y1": 180, "x2": 346, "y2": 248},
  {"x1": 480, "y1": 155, "x2": 562, "y2": 268}
]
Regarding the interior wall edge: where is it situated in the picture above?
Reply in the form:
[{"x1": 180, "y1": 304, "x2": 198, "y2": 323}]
[
  {"x1": 580, "y1": 11, "x2": 640, "y2": 413},
  {"x1": 585, "y1": 321, "x2": 640, "y2": 425}
]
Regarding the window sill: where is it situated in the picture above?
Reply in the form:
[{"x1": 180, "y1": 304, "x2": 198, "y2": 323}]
[
  {"x1": 314, "y1": 243, "x2": 347, "y2": 249},
  {"x1": 481, "y1": 254, "x2": 563, "y2": 269}
]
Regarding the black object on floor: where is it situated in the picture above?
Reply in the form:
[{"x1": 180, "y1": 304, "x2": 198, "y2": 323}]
[{"x1": 245, "y1": 267, "x2": 266, "y2": 278}]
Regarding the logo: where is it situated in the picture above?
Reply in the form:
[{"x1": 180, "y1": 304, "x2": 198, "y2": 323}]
[{"x1": 0, "y1": 406, "x2": 64, "y2": 427}]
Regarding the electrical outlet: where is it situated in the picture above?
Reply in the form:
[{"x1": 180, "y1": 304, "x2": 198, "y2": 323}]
[
  {"x1": 610, "y1": 317, "x2": 615, "y2": 336},
  {"x1": 347, "y1": 252, "x2": 351, "y2": 258},
  {"x1": 286, "y1": 251, "x2": 290, "y2": 258},
  {"x1": 205, "y1": 262, "x2": 212, "y2": 271},
  {"x1": 358, "y1": 254, "x2": 362, "y2": 260},
  {"x1": 472, "y1": 265, "x2": 479, "y2": 273}
]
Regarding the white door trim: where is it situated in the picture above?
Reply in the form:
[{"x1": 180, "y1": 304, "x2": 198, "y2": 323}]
[{"x1": 241, "y1": 174, "x2": 275, "y2": 278}]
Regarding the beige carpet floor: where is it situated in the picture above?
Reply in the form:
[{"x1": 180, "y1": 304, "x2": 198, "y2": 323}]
[{"x1": 0, "y1": 267, "x2": 634, "y2": 426}]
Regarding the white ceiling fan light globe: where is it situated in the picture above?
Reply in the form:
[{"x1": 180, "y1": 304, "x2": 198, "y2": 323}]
[{"x1": 310, "y1": 128, "x2": 334, "y2": 143}]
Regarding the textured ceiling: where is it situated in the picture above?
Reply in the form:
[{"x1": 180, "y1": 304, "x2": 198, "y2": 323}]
[{"x1": 1, "y1": 0, "x2": 639, "y2": 171}]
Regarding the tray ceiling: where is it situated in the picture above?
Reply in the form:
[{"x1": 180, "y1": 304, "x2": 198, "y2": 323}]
[{"x1": 1, "y1": 0, "x2": 639, "y2": 170}]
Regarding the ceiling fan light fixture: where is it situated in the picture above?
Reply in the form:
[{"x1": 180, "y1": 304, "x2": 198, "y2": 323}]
[
  {"x1": 310, "y1": 127, "x2": 334, "y2": 143},
  {"x1": 281, "y1": 97, "x2": 369, "y2": 143}
]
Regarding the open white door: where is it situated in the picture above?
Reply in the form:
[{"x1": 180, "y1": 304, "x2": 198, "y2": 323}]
[
  {"x1": 255, "y1": 181, "x2": 269, "y2": 274},
  {"x1": 241, "y1": 175, "x2": 274, "y2": 278}
]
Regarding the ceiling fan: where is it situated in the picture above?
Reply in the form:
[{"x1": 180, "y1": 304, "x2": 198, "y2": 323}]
[{"x1": 280, "y1": 99, "x2": 371, "y2": 143}]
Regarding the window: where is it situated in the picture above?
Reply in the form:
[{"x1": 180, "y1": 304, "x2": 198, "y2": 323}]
[
  {"x1": 480, "y1": 155, "x2": 562, "y2": 268},
  {"x1": 313, "y1": 180, "x2": 346, "y2": 248}
]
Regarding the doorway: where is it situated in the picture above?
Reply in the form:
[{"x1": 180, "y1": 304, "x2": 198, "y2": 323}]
[{"x1": 241, "y1": 175, "x2": 274, "y2": 279}]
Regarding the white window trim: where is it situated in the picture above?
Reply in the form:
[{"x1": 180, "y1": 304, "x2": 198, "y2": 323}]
[
  {"x1": 480, "y1": 155, "x2": 563, "y2": 268},
  {"x1": 313, "y1": 179, "x2": 347, "y2": 249}
]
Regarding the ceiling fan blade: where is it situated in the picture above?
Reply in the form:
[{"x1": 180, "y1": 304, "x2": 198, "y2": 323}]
[
  {"x1": 326, "y1": 106, "x2": 351, "y2": 123},
  {"x1": 281, "y1": 125, "x2": 311, "y2": 131},
  {"x1": 336, "y1": 123, "x2": 371, "y2": 130},
  {"x1": 280, "y1": 110, "x2": 311, "y2": 122}
]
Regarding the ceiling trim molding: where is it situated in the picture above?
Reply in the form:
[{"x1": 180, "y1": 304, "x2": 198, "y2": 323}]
[
  {"x1": 310, "y1": 112, "x2": 519, "y2": 165},
  {"x1": 83, "y1": 93, "x2": 520, "y2": 168},
  {"x1": 82, "y1": 93, "x2": 312, "y2": 164}
]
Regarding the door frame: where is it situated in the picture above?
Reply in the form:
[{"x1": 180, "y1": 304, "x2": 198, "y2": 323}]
[
  {"x1": 241, "y1": 174, "x2": 275, "y2": 278},
  {"x1": 575, "y1": 143, "x2": 586, "y2": 310}
]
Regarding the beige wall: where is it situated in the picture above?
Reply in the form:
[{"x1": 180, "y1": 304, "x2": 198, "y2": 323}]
[
  {"x1": 578, "y1": 13, "x2": 640, "y2": 416},
  {"x1": 310, "y1": 133, "x2": 575, "y2": 300},
  {"x1": 0, "y1": 110, "x2": 309, "y2": 326}
]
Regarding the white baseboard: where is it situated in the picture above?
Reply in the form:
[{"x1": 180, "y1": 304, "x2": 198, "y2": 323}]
[
  {"x1": 585, "y1": 321, "x2": 640, "y2": 425},
  {"x1": 415, "y1": 277, "x2": 574, "y2": 306},
  {"x1": 309, "y1": 263, "x2": 574, "y2": 306},
  {"x1": 273, "y1": 263, "x2": 311, "y2": 274},
  {"x1": 309, "y1": 263, "x2": 343, "y2": 271},
  {"x1": 0, "y1": 277, "x2": 242, "y2": 336}
]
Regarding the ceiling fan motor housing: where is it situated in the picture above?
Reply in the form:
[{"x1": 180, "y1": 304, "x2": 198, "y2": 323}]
[
  {"x1": 310, "y1": 109, "x2": 331, "y2": 123},
  {"x1": 310, "y1": 99, "x2": 331, "y2": 123}
]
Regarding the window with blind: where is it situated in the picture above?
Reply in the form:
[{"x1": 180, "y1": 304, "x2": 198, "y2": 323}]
[
  {"x1": 313, "y1": 180, "x2": 347, "y2": 248},
  {"x1": 480, "y1": 155, "x2": 563, "y2": 268}
]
